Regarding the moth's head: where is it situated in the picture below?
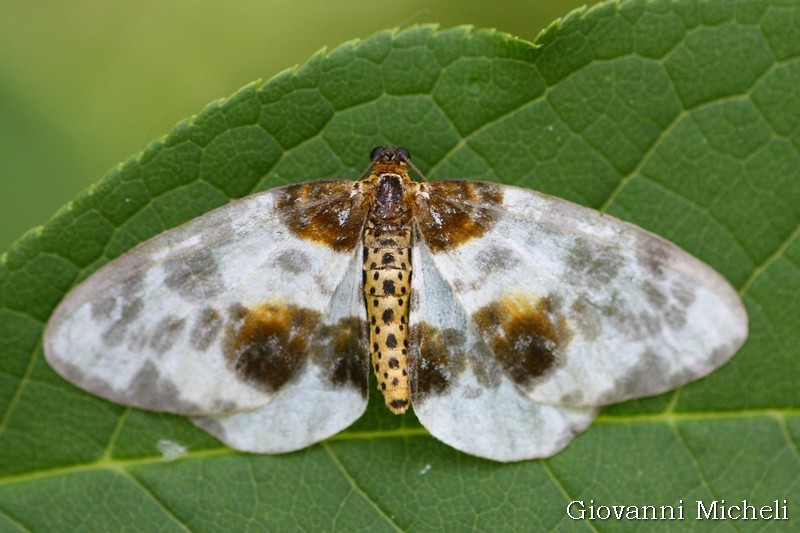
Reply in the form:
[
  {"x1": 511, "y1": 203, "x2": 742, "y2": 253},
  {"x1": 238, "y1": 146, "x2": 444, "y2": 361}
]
[
  {"x1": 369, "y1": 146, "x2": 411, "y2": 165},
  {"x1": 366, "y1": 146, "x2": 427, "y2": 182}
]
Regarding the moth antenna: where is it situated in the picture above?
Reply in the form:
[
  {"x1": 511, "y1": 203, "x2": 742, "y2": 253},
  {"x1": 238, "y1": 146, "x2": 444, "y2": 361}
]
[
  {"x1": 402, "y1": 155, "x2": 428, "y2": 182},
  {"x1": 357, "y1": 159, "x2": 379, "y2": 181},
  {"x1": 361, "y1": 146, "x2": 428, "y2": 181}
]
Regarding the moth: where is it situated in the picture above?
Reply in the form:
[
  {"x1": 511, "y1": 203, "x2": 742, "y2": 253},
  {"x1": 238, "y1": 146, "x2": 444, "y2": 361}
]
[{"x1": 45, "y1": 147, "x2": 748, "y2": 462}]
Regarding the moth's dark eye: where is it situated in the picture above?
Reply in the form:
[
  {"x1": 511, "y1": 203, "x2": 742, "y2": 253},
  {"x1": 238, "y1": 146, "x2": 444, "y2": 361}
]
[
  {"x1": 370, "y1": 146, "x2": 385, "y2": 160},
  {"x1": 397, "y1": 147, "x2": 411, "y2": 160}
]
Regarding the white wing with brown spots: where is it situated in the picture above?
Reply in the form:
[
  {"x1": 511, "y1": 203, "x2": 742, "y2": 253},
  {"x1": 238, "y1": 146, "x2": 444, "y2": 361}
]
[
  {"x1": 45, "y1": 182, "x2": 370, "y2": 452},
  {"x1": 409, "y1": 234, "x2": 597, "y2": 461},
  {"x1": 414, "y1": 181, "x2": 748, "y2": 410},
  {"x1": 191, "y1": 244, "x2": 367, "y2": 453}
]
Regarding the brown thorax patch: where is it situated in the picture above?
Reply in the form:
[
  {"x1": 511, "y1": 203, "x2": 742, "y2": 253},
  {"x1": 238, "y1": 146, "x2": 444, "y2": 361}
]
[{"x1": 472, "y1": 293, "x2": 572, "y2": 388}]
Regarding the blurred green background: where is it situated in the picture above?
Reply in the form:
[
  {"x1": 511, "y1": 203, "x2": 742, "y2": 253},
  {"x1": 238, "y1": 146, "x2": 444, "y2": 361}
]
[{"x1": 0, "y1": 0, "x2": 595, "y2": 252}]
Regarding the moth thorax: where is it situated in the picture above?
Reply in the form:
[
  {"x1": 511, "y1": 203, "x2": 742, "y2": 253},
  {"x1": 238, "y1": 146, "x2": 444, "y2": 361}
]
[{"x1": 372, "y1": 174, "x2": 408, "y2": 222}]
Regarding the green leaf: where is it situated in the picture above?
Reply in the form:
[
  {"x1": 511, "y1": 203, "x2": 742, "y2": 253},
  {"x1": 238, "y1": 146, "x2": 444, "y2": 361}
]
[{"x1": 2, "y1": 0, "x2": 798, "y2": 530}]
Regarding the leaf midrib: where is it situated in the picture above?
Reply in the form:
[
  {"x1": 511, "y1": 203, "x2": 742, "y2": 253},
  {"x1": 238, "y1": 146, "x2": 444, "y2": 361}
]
[{"x1": 0, "y1": 408, "x2": 794, "y2": 489}]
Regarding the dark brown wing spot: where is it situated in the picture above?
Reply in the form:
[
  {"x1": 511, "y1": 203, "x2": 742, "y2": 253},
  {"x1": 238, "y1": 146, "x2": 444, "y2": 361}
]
[
  {"x1": 414, "y1": 180, "x2": 503, "y2": 253},
  {"x1": 567, "y1": 240, "x2": 624, "y2": 285},
  {"x1": 273, "y1": 249, "x2": 312, "y2": 275},
  {"x1": 190, "y1": 307, "x2": 224, "y2": 351},
  {"x1": 636, "y1": 236, "x2": 672, "y2": 280},
  {"x1": 107, "y1": 360, "x2": 202, "y2": 414},
  {"x1": 164, "y1": 248, "x2": 224, "y2": 301},
  {"x1": 91, "y1": 296, "x2": 116, "y2": 321},
  {"x1": 101, "y1": 298, "x2": 144, "y2": 347},
  {"x1": 410, "y1": 323, "x2": 467, "y2": 398},
  {"x1": 313, "y1": 317, "x2": 368, "y2": 395},
  {"x1": 150, "y1": 316, "x2": 186, "y2": 354},
  {"x1": 475, "y1": 244, "x2": 520, "y2": 275},
  {"x1": 472, "y1": 294, "x2": 571, "y2": 387},
  {"x1": 224, "y1": 302, "x2": 319, "y2": 392},
  {"x1": 277, "y1": 181, "x2": 370, "y2": 252}
]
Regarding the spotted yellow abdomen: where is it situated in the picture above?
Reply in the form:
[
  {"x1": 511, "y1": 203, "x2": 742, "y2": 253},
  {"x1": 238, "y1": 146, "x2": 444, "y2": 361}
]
[{"x1": 363, "y1": 226, "x2": 411, "y2": 413}]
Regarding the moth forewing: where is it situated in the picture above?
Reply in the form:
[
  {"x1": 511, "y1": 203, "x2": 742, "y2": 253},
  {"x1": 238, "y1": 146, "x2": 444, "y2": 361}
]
[
  {"x1": 44, "y1": 185, "x2": 369, "y2": 421},
  {"x1": 415, "y1": 183, "x2": 748, "y2": 409}
]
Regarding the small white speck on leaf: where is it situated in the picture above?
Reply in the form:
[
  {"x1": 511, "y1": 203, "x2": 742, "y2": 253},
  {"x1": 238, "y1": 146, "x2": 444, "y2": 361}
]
[{"x1": 157, "y1": 439, "x2": 187, "y2": 460}]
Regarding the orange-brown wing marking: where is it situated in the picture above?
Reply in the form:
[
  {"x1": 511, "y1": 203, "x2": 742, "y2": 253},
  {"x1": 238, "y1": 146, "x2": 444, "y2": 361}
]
[
  {"x1": 471, "y1": 294, "x2": 572, "y2": 388},
  {"x1": 413, "y1": 180, "x2": 504, "y2": 253},
  {"x1": 276, "y1": 180, "x2": 370, "y2": 252},
  {"x1": 225, "y1": 302, "x2": 320, "y2": 393}
]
